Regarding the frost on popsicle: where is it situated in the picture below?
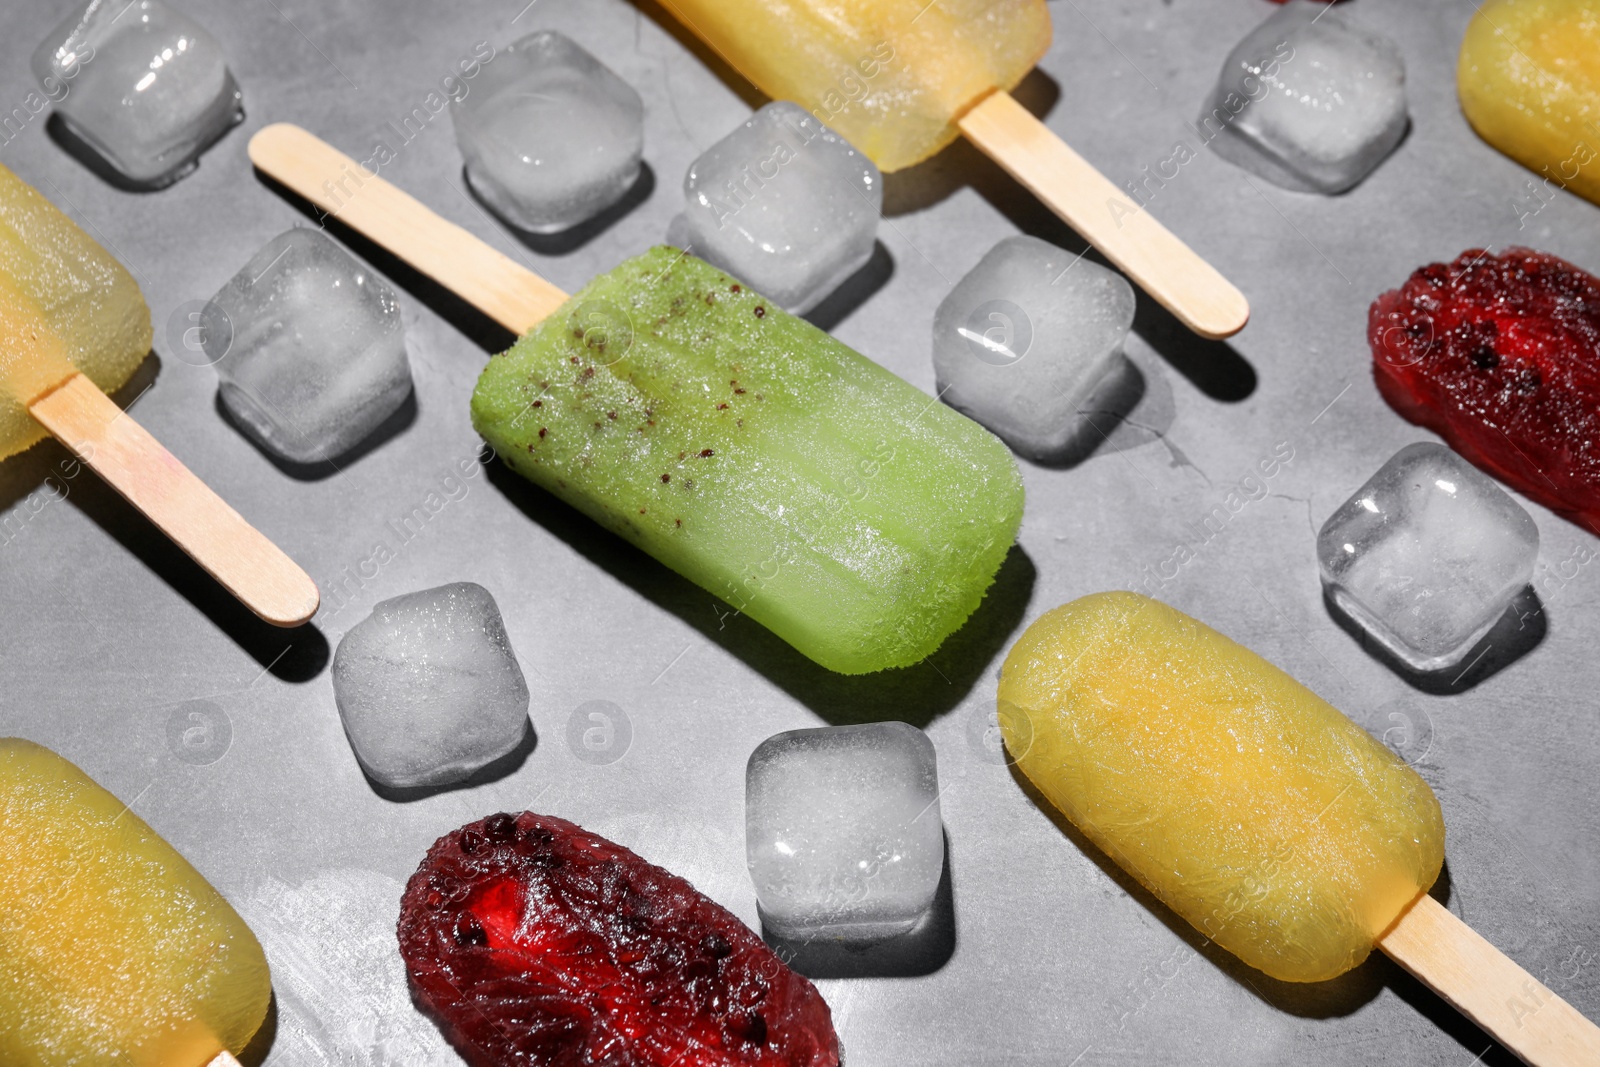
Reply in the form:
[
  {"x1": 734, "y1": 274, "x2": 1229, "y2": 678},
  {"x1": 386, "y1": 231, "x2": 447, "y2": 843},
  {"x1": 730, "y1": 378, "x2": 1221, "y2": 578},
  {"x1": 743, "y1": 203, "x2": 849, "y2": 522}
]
[
  {"x1": 998, "y1": 593, "x2": 1444, "y2": 983},
  {"x1": 655, "y1": 0, "x2": 1051, "y2": 172},
  {"x1": 1459, "y1": 0, "x2": 1600, "y2": 212},
  {"x1": 0, "y1": 162, "x2": 150, "y2": 460},
  {"x1": 0, "y1": 738, "x2": 271, "y2": 1064},
  {"x1": 471, "y1": 247, "x2": 1023, "y2": 675}
]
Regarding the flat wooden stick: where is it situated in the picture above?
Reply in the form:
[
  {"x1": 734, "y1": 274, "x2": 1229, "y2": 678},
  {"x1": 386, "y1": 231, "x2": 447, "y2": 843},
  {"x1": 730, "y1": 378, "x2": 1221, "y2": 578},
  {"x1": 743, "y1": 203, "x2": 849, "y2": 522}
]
[
  {"x1": 208, "y1": 1052, "x2": 242, "y2": 1067},
  {"x1": 28, "y1": 374, "x2": 320, "y2": 628},
  {"x1": 1380, "y1": 893, "x2": 1600, "y2": 1066},
  {"x1": 958, "y1": 90, "x2": 1250, "y2": 341},
  {"x1": 247, "y1": 124, "x2": 567, "y2": 335}
]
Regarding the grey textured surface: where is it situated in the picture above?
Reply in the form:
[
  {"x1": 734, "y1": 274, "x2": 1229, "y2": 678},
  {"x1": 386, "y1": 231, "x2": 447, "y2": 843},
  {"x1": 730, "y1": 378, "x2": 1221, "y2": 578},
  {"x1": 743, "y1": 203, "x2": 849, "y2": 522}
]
[{"x1": 1, "y1": 1, "x2": 1596, "y2": 1064}]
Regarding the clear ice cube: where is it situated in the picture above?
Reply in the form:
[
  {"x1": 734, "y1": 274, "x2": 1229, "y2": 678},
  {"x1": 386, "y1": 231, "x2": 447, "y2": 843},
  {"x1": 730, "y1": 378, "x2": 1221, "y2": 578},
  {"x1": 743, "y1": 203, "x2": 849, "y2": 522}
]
[
  {"x1": 1201, "y1": 0, "x2": 1407, "y2": 194},
  {"x1": 673, "y1": 101, "x2": 881, "y2": 314},
  {"x1": 746, "y1": 721, "x2": 943, "y2": 942},
  {"x1": 32, "y1": 0, "x2": 243, "y2": 187},
  {"x1": 1318, "y1": 442, "x2": 1539, "y2": 672},
  {"x1": 205, "y1": 229, "x2": 412, "y2": 465},
  {"x1": 451, "y1": 30, "x2": 643, "y2": 233},
  {"x1": 331, "y1": 582, "x2": 531, "y2": 790},
  {"x1": 932, "y1": 235, "x2": 1136, "y2": 462}
]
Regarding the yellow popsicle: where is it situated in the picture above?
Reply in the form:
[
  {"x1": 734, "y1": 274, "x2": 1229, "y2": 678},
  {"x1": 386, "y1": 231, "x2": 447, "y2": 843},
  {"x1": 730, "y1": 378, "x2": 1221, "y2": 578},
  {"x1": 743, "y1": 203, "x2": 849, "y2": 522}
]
[
  {"x1": 657, "y1": 0, "x2": 1051, "y2": 172},
  {"x1": 998, "y1": 592, "x2": 1444, "y2": 983},
  {"x1": 1459, "y1": 0, "x2": 1600, "y2": 209},
  {"x1": 0, "y1": 162, "x2": 151, "y2": 459},
  {"x1": 0, "y1": 739, "x2": 271, "y2": 1066}
]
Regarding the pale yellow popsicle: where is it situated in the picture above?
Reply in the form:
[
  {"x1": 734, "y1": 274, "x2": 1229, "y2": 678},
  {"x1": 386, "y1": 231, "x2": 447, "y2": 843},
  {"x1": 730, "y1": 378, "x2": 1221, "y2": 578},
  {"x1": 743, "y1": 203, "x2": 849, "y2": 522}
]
[
  {"x1": 0, "y1": 162, "x2": 150, "y2": 459},
  {"x1": 998, "y1": 592, "x2": 1444, "y2": 983},
  {"x1": 0, "y1": 739, "x2": 271, "y2": 1067},
  {"x1": 658, "y1": 0, "x2": 1050, "y2": 172}
]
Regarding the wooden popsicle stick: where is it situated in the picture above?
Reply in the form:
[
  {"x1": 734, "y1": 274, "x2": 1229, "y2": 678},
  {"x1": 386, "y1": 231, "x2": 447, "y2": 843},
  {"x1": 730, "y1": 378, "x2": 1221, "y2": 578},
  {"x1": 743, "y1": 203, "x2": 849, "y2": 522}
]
[
  {"x1": 1380, "y1": 892, "x2": 1600, "y2": 1066},
  {"x1": 27, "y1": 373, "x2": 320, "y2": 628},
  {"x1": 247, "y1": 124, "x2": 567, "y2": 335},
  {"x1": 958, "y1": 90, "x2": 1250, "y2": 341},
  {"x1": 208, "y1": 1052, "x2": 242, "y2": 1067}
]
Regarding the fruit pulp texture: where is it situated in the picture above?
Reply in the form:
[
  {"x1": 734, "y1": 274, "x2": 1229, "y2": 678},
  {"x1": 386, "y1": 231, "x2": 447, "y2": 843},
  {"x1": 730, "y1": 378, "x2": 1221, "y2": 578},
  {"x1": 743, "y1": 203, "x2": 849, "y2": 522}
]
[
  {"x1": 471, "y1": 247, "x2": 1024, "y2": 675},
  {"x1": 1459, "y1": 0, "x2": 1600, "y2": 208},
  {"x1": 0, "y1": 163, "x2": 151, "y2": 459},
  {"x1": 654, "y1": 0, "x2": 1050, "y2": 172},
  {"x1": 398, "y1": 812, "x2": 840, "y2": 1067},
  {"x1": 0, "y1": 739, "x2": 271, "y2": 1067},
  {"x1": 998, "y1": 593, "x2": 1445, "y2": 983},
  {"x1": 1370, "y1": 247, "x2": 1600, "y2": 534}
]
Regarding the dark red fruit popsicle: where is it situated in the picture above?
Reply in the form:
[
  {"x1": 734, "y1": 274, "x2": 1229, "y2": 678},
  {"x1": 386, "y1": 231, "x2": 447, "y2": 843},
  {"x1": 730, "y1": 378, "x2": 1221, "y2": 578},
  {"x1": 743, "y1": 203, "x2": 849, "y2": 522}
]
[
  {"x1": 398, "y1": 812, "x2": 840, "y2": 1067},
  {"x1": 1370, "y1": 247, "x2": 1600, "y2": 535}
]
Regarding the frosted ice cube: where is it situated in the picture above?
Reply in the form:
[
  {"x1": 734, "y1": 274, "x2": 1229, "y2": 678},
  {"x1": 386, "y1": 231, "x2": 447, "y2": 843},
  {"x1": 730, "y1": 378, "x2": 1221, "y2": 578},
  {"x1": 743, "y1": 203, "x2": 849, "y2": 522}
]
[
  {"x1": 1201, "y1": 0, "x2": 1407, "y2": 194},
  {"x1": 331, "y1": 582, "x2": 530, "y2": 790},
  {"x1": 746, "y1": 721, "x2": 943, "y2": 942},
  {"x1": 674, "y1": 101, "x2": 881, "y2": 314},
  {"x1": 205, "y1": 229, "x2": 412, "y2": 465},
  {"x1": 932, "y1": 235, "x2": 1136, "y2": 462},
  {"x1": 451, "y1": 31, "x2": 643, "y2": 233},
  {"x1": 1318, "y1": 443, "x2": 1539, "y2": 672},
  {"x1": 32, "y1": 0, "x2": 243, "y2": 187}
]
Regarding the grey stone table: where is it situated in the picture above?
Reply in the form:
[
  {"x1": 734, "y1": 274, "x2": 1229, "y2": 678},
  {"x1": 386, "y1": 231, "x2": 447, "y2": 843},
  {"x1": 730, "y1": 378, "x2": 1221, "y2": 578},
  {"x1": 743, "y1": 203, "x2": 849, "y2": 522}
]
[{"x1": 1, "y1": 0, "x2": 1594, "y2": 1064}]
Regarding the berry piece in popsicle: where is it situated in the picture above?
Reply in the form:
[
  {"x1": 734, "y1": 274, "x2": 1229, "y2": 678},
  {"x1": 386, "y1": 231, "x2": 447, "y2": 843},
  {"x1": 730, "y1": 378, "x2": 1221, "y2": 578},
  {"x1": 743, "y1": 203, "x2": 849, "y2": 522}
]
[
  {"x1": 1459, "y1": 0, "x2": 1600, "y2": 210},
  {"x1": 0, "y1": 738, "x2": 271, "y2": 1066},
  {"x1": 998, "y1": 593, "x2": 1444, "y2": 984},
  {"x1": 398, "y1": 812, "x2": 840, "y2": 1067},
  {"x1": 654, "y1": 0, "x2": 1050, "y2": 173},
  {"x1": 471, "y1": 247, "x2": 1024, "y2": 675},
  {"x1": 1369, "y1": 247, "x2": 1600, "y2": 534}
]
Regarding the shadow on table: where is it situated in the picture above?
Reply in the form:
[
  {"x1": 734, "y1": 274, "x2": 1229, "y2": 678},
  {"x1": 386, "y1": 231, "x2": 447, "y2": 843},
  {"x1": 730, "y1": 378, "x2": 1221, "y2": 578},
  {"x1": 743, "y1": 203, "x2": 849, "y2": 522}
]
[
  {"x1": 761, "y1": 831, "x2": 957, "y2": 979},
  {"x1": 1323, "y1": 584, "x2": 1545, "y2": 695},
  {"x1": 485, "y1": 462, "x2": 1033, "y2": 728},
  {"x1": 473, "y1": 162, "x2": 656, "y2": 257},
  {"x1": 0, "y1": 355, "x2": 329, "y2": 681},
  {"x1": 803, "y1": 240, "x2": 895, "y2": 334},
  {"x1": 364, "y1": 717, "x2": 538, "y2": 803},
  {"x1": 238, "y1": 991, "x2": 278, "y2": 1066}
]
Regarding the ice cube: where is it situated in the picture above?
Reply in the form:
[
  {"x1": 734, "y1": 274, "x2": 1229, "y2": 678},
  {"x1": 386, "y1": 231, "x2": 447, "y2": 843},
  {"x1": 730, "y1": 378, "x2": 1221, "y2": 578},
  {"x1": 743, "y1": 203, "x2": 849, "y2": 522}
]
[
  {"x1": 32, "y1": 0, "x2": 243, "y2": 187},
  {"x1": 331, "y1": 582, "x2": 531, "y2": 790},
  {"x1": 1201, "y1": 0, "x2": 1407, "y2": 194},
  {"x1": 1318, "y1": 442, "x2": 1539, "y2": 672},
  {"x1": 932, "y1": 235, "x2": 1136, "y2": 462},
  {"x1": 673, "y1": 101, "x2": 881, "y2": 314},
  {"x1": 746, "y1": 721, "x2": 943, "y2": 941},
  {"x1": 205, "y1": 229, "x2": 412, "y2": 465},
  {"x1": 451, "y1": 31, "x2": 643, "y2": 233}
]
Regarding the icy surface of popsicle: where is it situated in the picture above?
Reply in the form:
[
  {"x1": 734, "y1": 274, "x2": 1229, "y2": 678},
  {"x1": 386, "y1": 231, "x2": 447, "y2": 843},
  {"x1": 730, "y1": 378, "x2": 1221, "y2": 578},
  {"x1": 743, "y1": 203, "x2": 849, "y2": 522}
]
[
  {"x1": 656, "y1": 0, "x2": 1051, "y2": 172},
  {"x1": 0, "y1": 738, "x2": 271, "y2": 1066},
  {"x1": 1459, "y1": 0, "x2": 1600, "y2": 209},
  {"x1": 998, "y1": 593, "x2": 1445, "y2": 983},
  {"x1": 471, "y1": 246, "x2": 1023, "y2": 675},
  {"x1": 0, "y1": 162, "x2": 150, "y2": 460},
  {"x1": 1370, "y1": 247, "x2": 1600, "y2": 534}
]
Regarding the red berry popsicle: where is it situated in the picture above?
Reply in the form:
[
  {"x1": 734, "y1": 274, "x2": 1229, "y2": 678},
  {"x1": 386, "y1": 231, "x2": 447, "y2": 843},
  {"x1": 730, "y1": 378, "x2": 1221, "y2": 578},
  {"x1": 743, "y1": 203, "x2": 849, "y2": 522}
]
[
  {"x1": 398, "y1": 812, "x2": 840, "y2": 1067},
  {"x1": 1370, "y1": 248, "x2": 1600, "y2": 535}
]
